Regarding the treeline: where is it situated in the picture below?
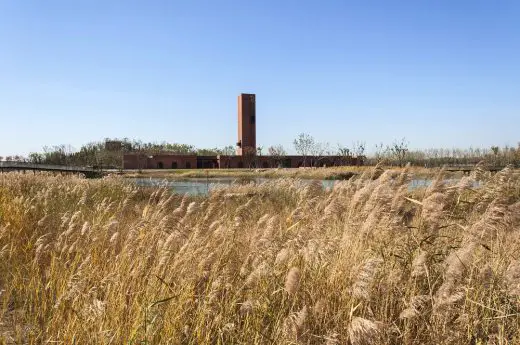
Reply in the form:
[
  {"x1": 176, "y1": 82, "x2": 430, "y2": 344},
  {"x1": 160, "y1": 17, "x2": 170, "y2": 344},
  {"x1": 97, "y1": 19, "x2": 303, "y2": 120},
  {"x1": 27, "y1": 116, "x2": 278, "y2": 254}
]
[
  {"x1": 292, "y1": 135, "x2": 520, "y2": 168},
  {"x1": 366, "y1": 140, "x2": 520, "y2": 167},
  {"x1": 2, "y1": 135, "x2": 520, "y2": 168},
  {"x1": 0, "y1": 139, "x2": 236, "y2": 169}
]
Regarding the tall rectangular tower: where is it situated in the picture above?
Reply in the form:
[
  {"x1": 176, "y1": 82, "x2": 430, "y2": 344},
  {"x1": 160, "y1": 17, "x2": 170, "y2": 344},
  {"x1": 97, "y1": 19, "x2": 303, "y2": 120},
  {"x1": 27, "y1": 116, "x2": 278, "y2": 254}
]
[{"x1": 236, "y1": 93, "x2": 256, "y2": 156}]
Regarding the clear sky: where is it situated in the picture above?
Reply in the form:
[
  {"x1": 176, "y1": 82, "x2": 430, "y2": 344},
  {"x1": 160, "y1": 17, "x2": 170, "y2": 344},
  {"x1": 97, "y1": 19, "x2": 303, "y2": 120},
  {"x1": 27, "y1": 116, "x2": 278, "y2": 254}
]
[{"x1": 0, "y1": 0, "x2": 518, "y2": 156}]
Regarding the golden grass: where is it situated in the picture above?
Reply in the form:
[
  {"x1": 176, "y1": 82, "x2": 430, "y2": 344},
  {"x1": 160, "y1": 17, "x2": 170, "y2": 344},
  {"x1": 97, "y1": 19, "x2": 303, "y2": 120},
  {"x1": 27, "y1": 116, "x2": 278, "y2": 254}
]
[{"x1": 1, "y1": 165, "x2": 520, "y2": 344}]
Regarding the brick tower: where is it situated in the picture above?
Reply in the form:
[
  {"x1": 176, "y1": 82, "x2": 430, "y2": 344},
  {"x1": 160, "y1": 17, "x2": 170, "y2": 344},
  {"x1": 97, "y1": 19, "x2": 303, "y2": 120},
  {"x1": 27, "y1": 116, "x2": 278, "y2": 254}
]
[{"x1": 236, "y1": 93, "x2": 256, "y2": 156}]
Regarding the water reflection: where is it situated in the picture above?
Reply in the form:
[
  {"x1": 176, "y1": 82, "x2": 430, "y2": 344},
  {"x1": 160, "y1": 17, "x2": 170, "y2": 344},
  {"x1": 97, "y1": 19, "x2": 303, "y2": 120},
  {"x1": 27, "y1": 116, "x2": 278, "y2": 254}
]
[
  {"x1": 408, "y1": 178, "x2": 480, "y2": 190},
  {"x1": 131, "y1": 177, "x2": 467, "y2": 196},
  {"x1": 132, "y1": 177, "x2": 337, "y2": 196}
]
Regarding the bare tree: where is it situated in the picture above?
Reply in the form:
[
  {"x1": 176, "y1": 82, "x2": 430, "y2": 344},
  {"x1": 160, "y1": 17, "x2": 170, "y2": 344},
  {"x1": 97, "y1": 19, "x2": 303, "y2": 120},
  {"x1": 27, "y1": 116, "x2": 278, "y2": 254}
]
[
  {"x1": 309, "y1": 141, "x2": 328, "y2": 167},
  {"x1": 352, "y1": 141, "x2": 366, "y2": 158},
  {"x1": 268, "y1": 145, "x2": 286, "y2": 157},
  {"x1": 293, "y1": 133, "x2": 315, "y2": 167},
  {"x1": 268, "y1": 145, "x2": 287, "y2": 167},
  {"x1": 374, "y1": 142, "x2": 387, "y2": 163},
  {"x1": 242, "y1": 147, "x2": 257, "y2": 169},
  {"x1": 388, "y1": 138, "x2": 409, "y2": 167}
]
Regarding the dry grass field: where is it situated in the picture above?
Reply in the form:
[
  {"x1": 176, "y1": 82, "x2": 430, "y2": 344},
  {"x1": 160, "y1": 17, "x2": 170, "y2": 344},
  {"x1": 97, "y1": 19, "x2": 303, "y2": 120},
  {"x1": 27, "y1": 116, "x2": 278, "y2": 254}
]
[{"x1": 1, "y1": 164, "x2": 520, "y2": 344}]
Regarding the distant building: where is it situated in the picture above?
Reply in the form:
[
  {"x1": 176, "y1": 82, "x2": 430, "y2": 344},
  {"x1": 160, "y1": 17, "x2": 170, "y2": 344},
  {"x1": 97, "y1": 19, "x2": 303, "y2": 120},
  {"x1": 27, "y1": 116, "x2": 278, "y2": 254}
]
[
  {"x1": 123, "y1": 93, "x2": 362, "y2": 169},
  {"x1": 124, "y1": 154, "x2": 197, "y2": 170}
]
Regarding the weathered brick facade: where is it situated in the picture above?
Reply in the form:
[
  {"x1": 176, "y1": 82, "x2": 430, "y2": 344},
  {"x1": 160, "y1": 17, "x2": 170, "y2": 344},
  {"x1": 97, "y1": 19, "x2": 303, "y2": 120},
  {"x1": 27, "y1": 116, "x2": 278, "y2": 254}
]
[
  {"x1": 123, "y1": 153, "x2": 361, "y2": 170},
  {"x1": 123, "y1": 154, "x2": 197, "y2": 170}
]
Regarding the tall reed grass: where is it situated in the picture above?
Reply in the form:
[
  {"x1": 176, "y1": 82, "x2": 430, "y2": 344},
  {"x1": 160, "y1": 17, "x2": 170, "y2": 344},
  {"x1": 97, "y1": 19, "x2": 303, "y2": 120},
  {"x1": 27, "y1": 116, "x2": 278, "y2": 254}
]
[{"x1": 1, "y1": 165, "x2": 519, "y2": 344}]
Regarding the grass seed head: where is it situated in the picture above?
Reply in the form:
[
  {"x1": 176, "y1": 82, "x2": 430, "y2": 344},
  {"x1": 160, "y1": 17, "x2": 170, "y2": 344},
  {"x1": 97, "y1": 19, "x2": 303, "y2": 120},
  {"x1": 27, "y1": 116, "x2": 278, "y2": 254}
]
[{"x1": 284, "y1": 267, "x2": 301, "y2": 295}]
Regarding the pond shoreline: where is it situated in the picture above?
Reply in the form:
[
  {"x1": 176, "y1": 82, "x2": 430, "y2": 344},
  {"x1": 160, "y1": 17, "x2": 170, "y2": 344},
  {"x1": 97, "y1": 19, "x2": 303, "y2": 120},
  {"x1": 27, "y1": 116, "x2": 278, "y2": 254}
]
[{"x1": 115, "y1": 166, "x2": 454, "y2": 181}]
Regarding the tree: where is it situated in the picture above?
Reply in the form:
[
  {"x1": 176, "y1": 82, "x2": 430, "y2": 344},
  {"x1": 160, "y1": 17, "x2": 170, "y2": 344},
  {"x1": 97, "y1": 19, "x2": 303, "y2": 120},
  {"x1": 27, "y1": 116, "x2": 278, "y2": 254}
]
[
  {"x1": 337, "y1": 146, "x2": 351, "y2": 157},
  {"x1": 337, "y1": 145, "x2": 352, "y2": 165},
  {"x1": 28, "y1": 153, "x2": 44, "y2": 164},
  {"x1": 268, "y1": 145, "x2": 287, "y2": 157},
  {"x1": 352, "y1": 141, "x2": 366, "y2": 159},
  {"x1": 309, "y1": 141, "x2": 328, "y2": 167},
  {"x1": 491, "y1": 146, "x2": 500, "y2": 166},
  {"x1": 242, "y1": 147, "x2": 257, "y2": 169},
  {"x1": 221, "y1": 145, "x2": 236, "y2": 156},
  {"x1": 374, "y1": 143, "x2": 387, "y2": 163},
  {"x1": 164, "y1": 143, "x2": 196, "y2": 154},
  {"x1": 268, "y1": 145, "x2": 287, "y2": 167},
  {"x1": 197, "y1": 148, "x2": 220, "y2": 156},
  {"x1": 515, "y1": 143, "x2": 520, "y2": 167},
  {"x1": 293, "y1": 133, "x2": 315, "y2": 167},
  {"x1": 389, "y1": 138, "x2": 409, "y2": 167},
  {"x1": 214, "y1": 145, "x2": 237, "y2": 168}
]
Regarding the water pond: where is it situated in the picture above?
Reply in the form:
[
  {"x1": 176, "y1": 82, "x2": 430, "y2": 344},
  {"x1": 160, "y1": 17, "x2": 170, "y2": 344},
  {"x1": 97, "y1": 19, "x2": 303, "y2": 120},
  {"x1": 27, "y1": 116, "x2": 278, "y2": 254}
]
[
  {"x1": 131, "y1": 177, "x2": 472, "y2": 196},
  {"x1": 132, "y1": 177, "x2": 336, "y2": 196}
]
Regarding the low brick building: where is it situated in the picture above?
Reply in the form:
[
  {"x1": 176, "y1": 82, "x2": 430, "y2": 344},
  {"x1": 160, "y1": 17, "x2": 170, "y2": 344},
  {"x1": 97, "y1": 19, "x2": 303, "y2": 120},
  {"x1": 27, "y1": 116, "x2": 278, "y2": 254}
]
[
  {"x1": 123, "y1": 153, "x2": 361, "y2": 170},
  {"x1": 217, "y1": 155, "x2": 361, "y2": 169},
  {"x1": 123, "y1": 154, "x2": 197, "y2": 170}
]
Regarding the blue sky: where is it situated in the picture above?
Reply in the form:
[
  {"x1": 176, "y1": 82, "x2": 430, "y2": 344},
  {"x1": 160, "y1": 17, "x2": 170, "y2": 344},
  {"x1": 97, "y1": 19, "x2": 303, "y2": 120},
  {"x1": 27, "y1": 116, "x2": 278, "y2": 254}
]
[{"x1": 0, "y1": 0, "x2": 518, "y2": 156}]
